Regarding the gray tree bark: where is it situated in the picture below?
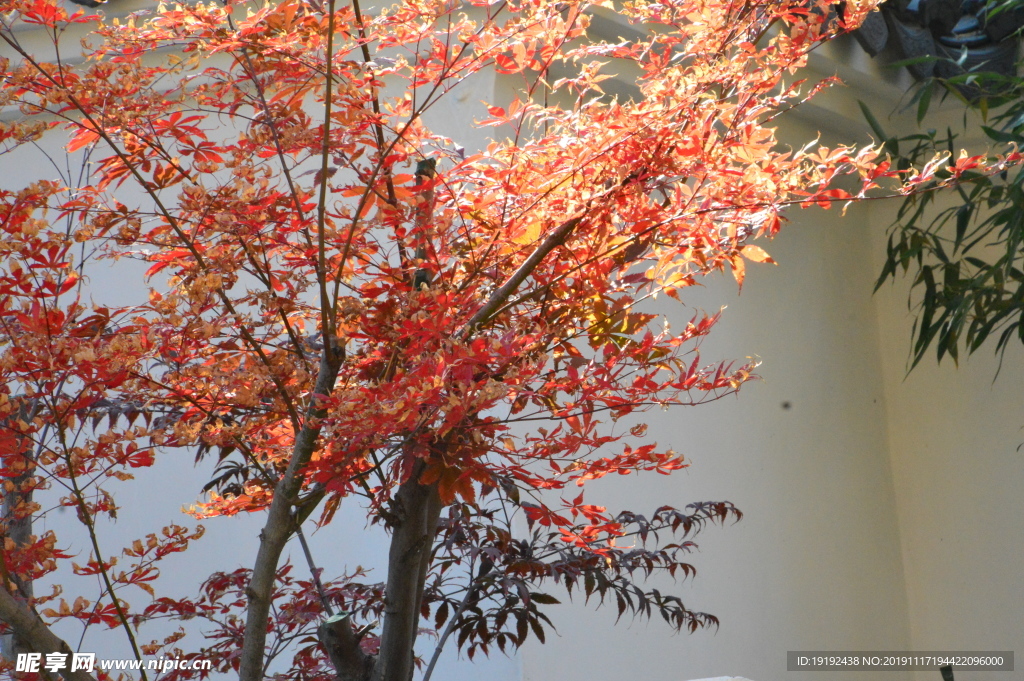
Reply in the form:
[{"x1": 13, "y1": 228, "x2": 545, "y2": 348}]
[
  {"x1": 1, "y1": 399, "x2": 38, "y2": 664},
  {"x1": 239, "y1": 347, "x2": 344, "y2": 681},
  {"x1": 317, "y1": 458, "x2": 441, "y2": 681},
  {"x1": 0, "y1": 575, "x2": 96, "y2": 681},
  {"x1": 369, "y1": 461, "x2": 441, "y2": 681}
]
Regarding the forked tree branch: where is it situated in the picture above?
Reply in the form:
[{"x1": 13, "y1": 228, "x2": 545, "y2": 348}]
[
  {"x1": 0, "y1": 588, "x2": 97, "y2": 681},
  {"x1": 238, "y1": 346, "x2": 345, "y2": 681}
]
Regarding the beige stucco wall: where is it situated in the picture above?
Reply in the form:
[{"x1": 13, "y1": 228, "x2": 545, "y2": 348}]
[
  {"x1": 868, "y1": 191, "x2": 1024, "y2": 681},
  {"x1": 518, "y1": 28, "x2": 1024, "y2": 681},
  {"x1": 519, "y1": 188, "x2": 916, "y2": 681}
]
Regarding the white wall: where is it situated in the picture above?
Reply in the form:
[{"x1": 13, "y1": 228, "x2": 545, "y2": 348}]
[
  {"x1": 869, "y1": 199, "x2": 1024, "y2": 681},
  {"x1": 519, "y1": 197, "x2": 913, "y2": 681},
  {"x1": 519, "y1": 32, "x2": 1024, "y2": 681}
]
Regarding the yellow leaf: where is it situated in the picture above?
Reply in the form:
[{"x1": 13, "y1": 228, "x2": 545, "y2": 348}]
[
  {"x1": 741, "y1": 244, "x2": 776, "y2": 264},
  {"x1": 513, "y1": 221, "x2": 542, "y2": 245},
  {"x1": 731, "y1": 255, "x2": 746, "y2": 289}
]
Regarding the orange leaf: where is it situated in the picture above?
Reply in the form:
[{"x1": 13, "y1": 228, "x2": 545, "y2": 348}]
[{"x1": 740, "y1": 244, "x2": 776, "y2": 264}]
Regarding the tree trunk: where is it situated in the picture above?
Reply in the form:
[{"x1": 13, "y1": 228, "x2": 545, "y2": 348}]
[
  {"x1": 1, "y1": 399, "x2": 38, "y2": 663},
  {"x1": 0, "y1": 588, "x2": 96, "y2": 681},
  {"x1": 319, "y1": 615, "x2": 376, "y2": 681},
  {"x1": 239, "y1": 347, "x2": 343, "y2": 681},
  {"x1": 369, "y1": 461, "x2": 441, "y2": 681}
]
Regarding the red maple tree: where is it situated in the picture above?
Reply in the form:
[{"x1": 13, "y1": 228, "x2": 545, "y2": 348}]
[{"x1": 1, "y1": 0, "x2": 1009, "y2": 679}]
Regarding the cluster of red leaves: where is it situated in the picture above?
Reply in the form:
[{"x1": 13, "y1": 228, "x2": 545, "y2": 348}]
[
  {"x1": 424, "y1": 498, "x2": 742, "y2": 661},
  {"x1": 139, "y1": 564, "x2": 383, "y2": 679},
  {"x1": 2, "y1": 0, "x2": 1003, "y2": 675}
]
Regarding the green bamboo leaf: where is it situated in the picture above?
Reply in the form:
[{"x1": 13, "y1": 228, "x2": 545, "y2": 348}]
[
  {"x1": 954, "y1": 205, "x2": 971, "y2": 250},
  {"x1": 858, "y1": 100, "x2": 889, "y2": 142},
  {"x1": 917, "y1": 81, "x2": 934, "y2": 125}
]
